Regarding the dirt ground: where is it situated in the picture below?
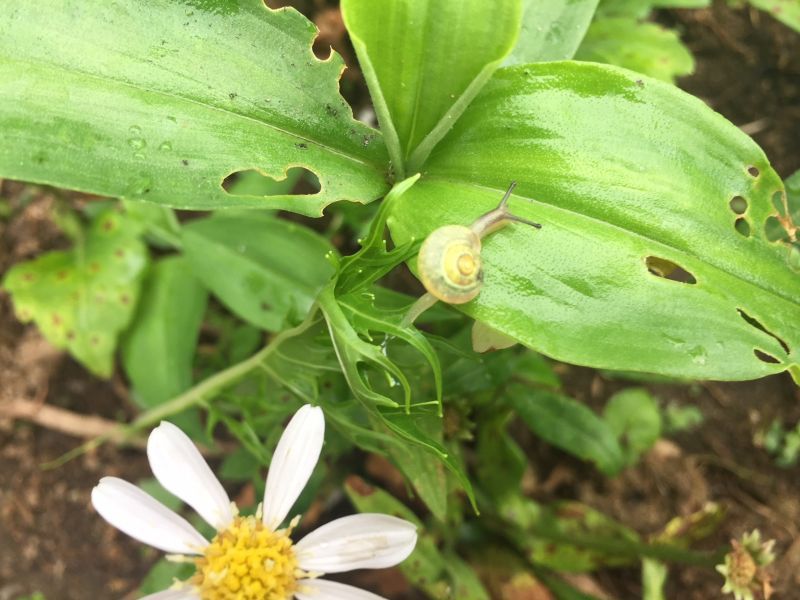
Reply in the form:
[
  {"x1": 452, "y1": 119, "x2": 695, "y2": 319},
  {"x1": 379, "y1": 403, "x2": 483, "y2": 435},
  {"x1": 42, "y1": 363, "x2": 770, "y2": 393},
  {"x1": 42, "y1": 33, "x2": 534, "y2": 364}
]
[{"x1": 1, "y1": 2, "x2": 799, "y2": 599}]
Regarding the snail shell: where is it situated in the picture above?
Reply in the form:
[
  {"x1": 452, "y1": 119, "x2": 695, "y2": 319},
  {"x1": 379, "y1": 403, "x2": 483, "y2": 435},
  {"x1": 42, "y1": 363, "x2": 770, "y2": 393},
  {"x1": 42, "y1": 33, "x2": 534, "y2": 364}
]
[{"x1": 418, "y1": 225, "x2": 483, "y2": 304}]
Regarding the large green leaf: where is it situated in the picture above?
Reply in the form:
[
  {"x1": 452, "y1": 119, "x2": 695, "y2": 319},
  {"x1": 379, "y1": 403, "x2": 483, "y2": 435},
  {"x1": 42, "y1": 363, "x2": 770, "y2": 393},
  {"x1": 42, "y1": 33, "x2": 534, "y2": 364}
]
[
  {"x1": 122, "y1": 257, "x2": 208, "y2": 408},
  {"x1": 576, "y1": 18, "x2": 694, "y2": 82},
  {"x1": 341, "y1": 0, "x2": 522, "y2": 174},
  {"x1": 3, "y1": 210, "x2": 148, "y2": 377},
  {"x1": 0, "y1": 1, "x2": 388, "y2": 215},
  {"x1": 389, "y1": 62, "x2": 799, "y2": 380},
  {"x1": 506, "y1": 0, "x2": 600, "y2": 64},
  {"x1": 183, "y1": 214, "x2": 335, "y2": 330}
]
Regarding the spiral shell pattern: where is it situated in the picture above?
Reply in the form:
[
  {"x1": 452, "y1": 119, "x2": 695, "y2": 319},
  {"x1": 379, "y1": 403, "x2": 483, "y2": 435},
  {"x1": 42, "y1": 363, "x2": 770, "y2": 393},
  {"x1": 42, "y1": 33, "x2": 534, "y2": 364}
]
[{"x1": 418, "y1": 225, "x2": 483, "y2": 304}]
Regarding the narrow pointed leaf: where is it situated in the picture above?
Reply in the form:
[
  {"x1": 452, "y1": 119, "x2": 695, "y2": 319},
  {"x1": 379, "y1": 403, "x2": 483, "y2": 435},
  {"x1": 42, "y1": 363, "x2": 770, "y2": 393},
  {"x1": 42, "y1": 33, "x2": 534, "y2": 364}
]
[
  {"x1": 341, "y1": 0, "x2": 522, "y2": 173},
  {"x1": 389, "y1": 62, "x2": 800, "y2": 379},
  {"x1": 0, "y1": 1, "x2": 388, "y2": 215},
  {"x1": 122, "y1": 257, "x2": 208, "y2": 407}
]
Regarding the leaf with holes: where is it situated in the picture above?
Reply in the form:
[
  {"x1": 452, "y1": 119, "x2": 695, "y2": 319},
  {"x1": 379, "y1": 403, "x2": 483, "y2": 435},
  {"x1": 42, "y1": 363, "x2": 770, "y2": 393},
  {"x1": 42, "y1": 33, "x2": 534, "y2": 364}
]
[
  {"x1": 505, "y1": 0, "x2": 600, "y2": 64},
  {"x1": 0, "y1": 1, "x2": 388, "y2": 216},
  {"x1": 341, "y1": 0, "x2": 522, "y2": 175},
  {"x1": 182, "y1": 213, "x2": 335, "y2": 331},
  {"x1": 3, "y1": 210, "x2": 148, "y2": 377},
  {"x1": 389, "y1": 62, "x2": 800, "y2": 380},
  {"x1": 575, "y1": 18, "x2": 694, "y2": 82}
]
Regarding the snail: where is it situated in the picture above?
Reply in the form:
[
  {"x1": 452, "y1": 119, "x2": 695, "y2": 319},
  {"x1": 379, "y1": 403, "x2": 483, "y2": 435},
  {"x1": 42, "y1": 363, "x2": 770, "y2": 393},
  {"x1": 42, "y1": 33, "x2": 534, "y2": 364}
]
[{"x1": 401, "y1": 182, "x2": 541, "y2": 327}]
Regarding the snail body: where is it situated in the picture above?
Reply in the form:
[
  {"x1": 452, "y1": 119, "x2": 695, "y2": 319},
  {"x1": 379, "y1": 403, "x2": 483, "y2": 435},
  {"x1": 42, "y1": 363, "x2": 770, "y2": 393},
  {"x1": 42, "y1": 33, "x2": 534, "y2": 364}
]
[{"x1": 401, "y1": 181, "x2": 542, "y2": 327}]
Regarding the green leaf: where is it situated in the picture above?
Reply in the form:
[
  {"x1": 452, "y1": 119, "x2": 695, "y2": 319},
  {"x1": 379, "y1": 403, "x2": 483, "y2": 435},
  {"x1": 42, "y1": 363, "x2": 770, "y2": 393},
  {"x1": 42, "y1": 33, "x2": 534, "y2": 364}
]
[
  {"x1": 139, "y1": 558, "x2": 194, "y2": 595},
  {"x1": 389, "y1": 441, "x2": 448, "y2": 521},
  {"x1": 122, "y1": 200, "x2": 181, "y2": 249},
  {"x1": 339, "y1": 288, "x2": 443, "y2": 410},
  {"x1": 379, "y1": 408, "x2": 479, "y2": 514},
  {"x1": 603, "y1": 387, "x2": 662, "y2": 464},
  {"x1": 506, "y1": 0, "x2": 600, "y2": 64},
  {"x1": 122, "y1": 257, "x2": 208, "y2": 408},
  {"x1": 3, "y1": 210, "x2": 147, "y2": 376},
  {"x1": 341, "y1": 0, "x2": 522, "y2": 174},
  {"x1": 576, "y1": 18, "x2": 694, "y2": 82},
  {"x1": 389, "y1": 62, "x2": 800, "y2": 380},
  {"x1": 0, "y1": 1, "x2": 388, "y2": 216},
  {"x1": 596, "y1": 0, "x2": 709, "y2": 19},
  {"x1": 747, "y1": 0, "x2": 800, "y2": 33},
  {"x1": 444, "y1": 556, "x2": 492, "y2": 600},
  {"x1": 510, "y1": 388, "x2": 625, "y2": 475},
  {"x1": 476, "y1": 416, "x2": 527, "y2": 500},
  {"x1": 786, "y1": 169, "x2": 800, "y2": 223},
  {"x1": 500, "y1": 496, "x2": 639, "y2": 571},
  {"x1": 183, "y1": 214, "x2": 335, "y2": 330},
  {"x1": 642, "y1": 559, "x2": 668, "y2": 600},
  {"x1": 344, "y1": 480, "x2": 451, "y2": 596}
]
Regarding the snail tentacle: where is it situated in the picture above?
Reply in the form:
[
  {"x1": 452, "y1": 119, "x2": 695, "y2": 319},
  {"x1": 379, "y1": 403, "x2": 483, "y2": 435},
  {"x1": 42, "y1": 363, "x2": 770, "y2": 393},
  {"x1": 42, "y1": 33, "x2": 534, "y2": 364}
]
[{"x1": 402, "y1": 181, "x2": 542, "y2": 327}]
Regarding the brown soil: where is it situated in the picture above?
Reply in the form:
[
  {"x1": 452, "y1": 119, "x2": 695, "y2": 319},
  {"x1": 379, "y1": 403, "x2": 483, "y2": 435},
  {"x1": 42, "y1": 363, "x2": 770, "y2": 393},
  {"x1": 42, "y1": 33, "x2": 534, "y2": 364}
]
[{"x1": 1, "y1": 2, "x2": 799, "y2": 599}]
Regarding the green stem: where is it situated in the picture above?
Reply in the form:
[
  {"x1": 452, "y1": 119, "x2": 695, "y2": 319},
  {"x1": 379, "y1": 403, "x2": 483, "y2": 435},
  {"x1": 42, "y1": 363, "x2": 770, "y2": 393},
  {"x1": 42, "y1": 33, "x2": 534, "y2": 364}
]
[{"x1": 44, "y1": 313, "x2": 319, "y2": 468}]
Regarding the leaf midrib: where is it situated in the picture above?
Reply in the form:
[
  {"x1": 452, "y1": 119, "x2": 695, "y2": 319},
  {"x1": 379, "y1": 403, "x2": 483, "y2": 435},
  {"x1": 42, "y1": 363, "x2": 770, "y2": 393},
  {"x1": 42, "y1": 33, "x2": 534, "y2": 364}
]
[
  {"x1": 430, "y1": 177, "x2": 799, "y2": 308},
  {"x1": 3, "y1": 55, "x2": 384, "y2": 170}
]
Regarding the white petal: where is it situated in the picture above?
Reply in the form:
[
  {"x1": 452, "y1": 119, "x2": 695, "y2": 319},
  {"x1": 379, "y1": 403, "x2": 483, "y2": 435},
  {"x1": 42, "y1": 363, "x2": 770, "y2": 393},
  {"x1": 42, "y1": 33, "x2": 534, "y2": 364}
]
[
  {"x1": 147, "y1": 421, "x2": 233, "y2": 530},
  {"x1": 295, "y1": 579, "x2": 387, "y2": 600},
  {"x1": 262, "y1": 404, "x2": 325, "y2": 530},
  {"x1": 140, "y1": 590, "x2": 200, "y2": 600},
  {"x1": 295, "y1": 514, "x2": 417, "y2": 573},
  {"x1": 91, "y1": 477, "x2": 208, "y2": 554}
]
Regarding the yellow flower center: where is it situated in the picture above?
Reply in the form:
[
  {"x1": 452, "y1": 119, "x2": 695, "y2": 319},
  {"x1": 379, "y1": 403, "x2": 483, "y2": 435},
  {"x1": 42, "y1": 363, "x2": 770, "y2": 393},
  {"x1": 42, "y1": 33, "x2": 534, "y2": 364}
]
[{"x1": 192, "y1": 514, "x2": 299, "y2": 600}]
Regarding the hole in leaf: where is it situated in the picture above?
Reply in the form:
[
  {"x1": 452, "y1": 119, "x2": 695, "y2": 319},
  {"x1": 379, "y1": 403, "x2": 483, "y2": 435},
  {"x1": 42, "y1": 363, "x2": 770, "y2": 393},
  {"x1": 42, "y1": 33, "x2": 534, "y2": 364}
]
[
  {"x1": 729, "y1": 196, "x2": 748, "y2": 215},
  {"x1": 645, "y1": 256, "x2": 697, "y2": 284},
  {"x1": 734, "y1": 217, "x2": 751, "y2": 237},
  {"x1": 772, "y1": 191, "x2": 786, "y2": 216},
  {"x1": 747, "y1": 166, "x2": 760, "y2": 177},
  {"x1": 738, "y1": 309, "x2": 790, "y2": 354},
  {"x1": 222, "y1": 167, "x2": 320, "y2": 197},
  {"x1": 764, "y1": 215, "x2": 790, "y2": 243},
  {"x1": 754, "y1": 349, "x2": 780, "y2": 364}
]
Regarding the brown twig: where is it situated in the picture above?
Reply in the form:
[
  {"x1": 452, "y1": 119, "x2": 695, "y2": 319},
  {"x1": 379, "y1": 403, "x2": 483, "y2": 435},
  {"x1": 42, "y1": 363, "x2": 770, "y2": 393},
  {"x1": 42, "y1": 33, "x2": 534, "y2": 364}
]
[{"x1": 0, "y1": 398, "x2": 143, "y2": 446}]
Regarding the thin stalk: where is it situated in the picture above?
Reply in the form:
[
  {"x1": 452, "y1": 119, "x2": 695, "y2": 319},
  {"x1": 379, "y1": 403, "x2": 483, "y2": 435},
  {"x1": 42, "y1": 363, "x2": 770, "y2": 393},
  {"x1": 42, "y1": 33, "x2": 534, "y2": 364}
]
[{"x1": 43, "y1": 313, "x2": 319, "y2": 468}]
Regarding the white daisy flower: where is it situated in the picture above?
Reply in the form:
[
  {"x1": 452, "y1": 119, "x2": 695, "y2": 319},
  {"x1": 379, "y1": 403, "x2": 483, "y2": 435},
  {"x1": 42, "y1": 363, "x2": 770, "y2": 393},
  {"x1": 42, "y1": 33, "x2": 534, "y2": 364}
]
[{"x1": 91, "y1": 404, "x2": 417, "y2": 600}]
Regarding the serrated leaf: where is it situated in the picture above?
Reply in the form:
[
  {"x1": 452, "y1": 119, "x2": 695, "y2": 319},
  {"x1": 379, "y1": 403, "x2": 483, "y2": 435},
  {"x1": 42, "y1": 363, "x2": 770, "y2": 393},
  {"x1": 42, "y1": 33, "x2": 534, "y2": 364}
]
[
  {"x1": 3, "y1": 210, "x2": 147, "y2": 376},
  {"x1": 122, "y1": 256, "x2": 208, "y2": 408},
  {"x1": 341, "y1": 0, "x2": 522, "y2": 173},
  {"x1": 389, "y1": 62, "x2": 800, "y2": 380},
  {"x1": 576, "y1": 18, "x2": 694, "y2": 82},
  {"x1": 183, "y1": 214, "x2": 335, "y2": 331},
  {"x1": 510, "y1": 387, "x2": 625, "y2": 475},
  {"x1": 0, "y1": 1, "x2": 388, "y2": 215},
  {"x1": 506, "y1": 0, "x2": 600, "y2": 64},
  {"x1": 379, "y1": 407, "x2": 479, "y2": 514}
]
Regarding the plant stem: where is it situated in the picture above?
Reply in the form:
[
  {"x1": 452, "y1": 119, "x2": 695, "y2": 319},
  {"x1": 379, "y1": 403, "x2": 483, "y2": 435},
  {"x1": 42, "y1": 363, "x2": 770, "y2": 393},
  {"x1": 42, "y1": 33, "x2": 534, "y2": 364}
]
[{"x1": 43, "y1": 314, "x2": 318, "y2": 468}]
